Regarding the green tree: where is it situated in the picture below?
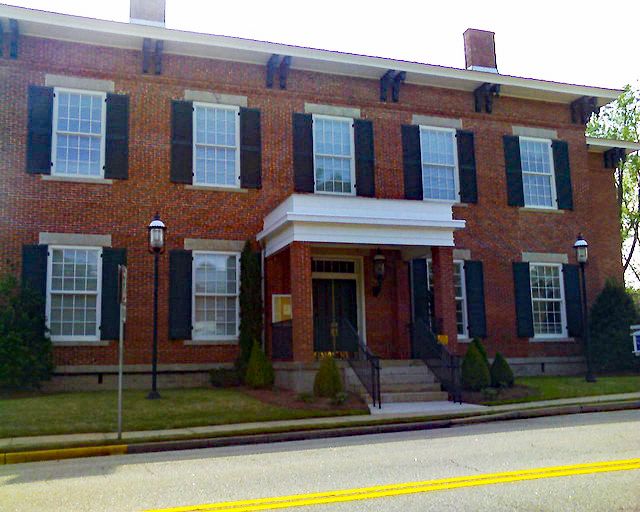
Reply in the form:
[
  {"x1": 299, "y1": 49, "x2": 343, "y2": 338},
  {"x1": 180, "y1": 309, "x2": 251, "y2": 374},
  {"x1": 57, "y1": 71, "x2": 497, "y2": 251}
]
[
  {"x1": 461, "y1": 343, "x2": 490, "y2": 391},
  {"x1": 587, "y1": 85, "x2": 640, "y2": 284},
  {"x1": 244, "y1": 341, "x2": 274, "y2": 389},
  {"x1": 589, "y1": 279, "x2": 639, "y2": 372},
  {"x1": 313, "y1": 356, "x2": 343, "y2": 398},
  {"x1": 0, "y1": 273, "x2": 54, "y2": 389},
  {"x1": 237, "y1": 240, "x2": 263, "y2": 379},
  {"x1": 490, "y1": 352, "x2": 514, "y2": 388}
]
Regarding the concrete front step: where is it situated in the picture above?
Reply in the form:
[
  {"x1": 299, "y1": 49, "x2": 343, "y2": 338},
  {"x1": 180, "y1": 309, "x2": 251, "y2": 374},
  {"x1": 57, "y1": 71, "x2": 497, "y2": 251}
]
[
  {"x1": 379, "y1": 373, "x2": 437, "y2": 385},
  {"x1": 378, "y1": 359, "x2": 427, "y2": 367},
  {"x1": 381, "y1": 391, "x2": 449, "y2": 403},
  {"x1": 381, "y1": 382, "x2": 442, "y2": 393}
]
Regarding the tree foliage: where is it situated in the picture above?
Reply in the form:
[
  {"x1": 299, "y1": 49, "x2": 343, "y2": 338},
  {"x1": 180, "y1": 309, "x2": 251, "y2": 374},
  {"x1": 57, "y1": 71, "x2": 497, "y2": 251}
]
[
  {"x1": 490, "y1": 352, "x2": 514, "y2": 388},
  {"x1": 587, "y1": 85, "x2": 640, "y2": 284},
  {"x1": 313, "y1": 355, "x2": 343, "y2": 398},
  {"x1": 237, "y1": 240, "x2": 263, "y2": 379},
  {"x1": 244, "y1": 341, "x2": 275, "y2": 389},
  {"x1": 0, "y1": 273, "x2": 54, "y2": 389},
  {"x1": 461, "y1": 343, "x2": 490, "y2": 391}
]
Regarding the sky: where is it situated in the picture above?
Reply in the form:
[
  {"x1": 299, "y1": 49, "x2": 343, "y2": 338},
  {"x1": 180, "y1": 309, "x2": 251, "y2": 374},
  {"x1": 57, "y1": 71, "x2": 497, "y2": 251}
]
[{"x1": 3, "y1": 0, "x2": 639, "y2": 91}]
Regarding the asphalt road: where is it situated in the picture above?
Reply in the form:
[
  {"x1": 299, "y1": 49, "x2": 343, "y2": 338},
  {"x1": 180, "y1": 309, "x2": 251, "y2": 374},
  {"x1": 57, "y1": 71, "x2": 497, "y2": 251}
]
[{"x1": 1, "y1": 410, "x2": 640, "y2": 511}]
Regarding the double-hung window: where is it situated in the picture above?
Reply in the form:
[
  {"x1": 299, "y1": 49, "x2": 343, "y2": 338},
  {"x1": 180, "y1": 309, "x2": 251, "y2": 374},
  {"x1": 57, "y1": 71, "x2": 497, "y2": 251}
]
[
  {"x1": 420, "y1": 127, "x2": 459, "y2": 201},
  {"x1": 193, "y1": 103, "x2": 240, "y2": 187},
  {"x1": 520, "y1": 137, "x2": 556, "y2": 208},
  {"x1": 52, "y1": 89, "x2": 106, "y2": 177},
  {"x1": 313, "y1": 115, "x2": 355, "y2": 194},
  {"x1": 529, "y1": 263, "x2": 567, "y2": 338},
  {"x1": 46, "y1": 247, "x2": 102, "y2": 341},
  {"x1": 426, "y1": 259, "x2": 468, "y2": 338},
  {"x1": 192, "y1": 252, "x2": 240, "y2": 340}
]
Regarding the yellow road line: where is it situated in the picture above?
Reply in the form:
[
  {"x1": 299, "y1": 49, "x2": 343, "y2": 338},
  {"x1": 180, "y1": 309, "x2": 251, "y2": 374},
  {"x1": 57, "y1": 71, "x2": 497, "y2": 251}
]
[{"x1": 144, "y1": 458, "x2": 640, "y2": 512}]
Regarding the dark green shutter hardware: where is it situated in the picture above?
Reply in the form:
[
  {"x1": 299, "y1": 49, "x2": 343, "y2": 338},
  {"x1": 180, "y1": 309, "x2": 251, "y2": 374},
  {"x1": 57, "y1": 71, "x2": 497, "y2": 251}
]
[
  {"x1": 504, "y1": 135, "x2": 524, "y2": 207},
  {"x1": 292, "y1": 113, "x2": 314, "y2": 193},
  {"x1": 474, "y1": 83, "x2": 500, "y2": 113},
  {"x1": 563, "y1": 264, "x2": 583, "y2": 338},
  {"x1": 456, "y1": 130, "x2": 478, "y2": 204},
  {"x1": 170, "y1": 100, "x2": 194, "y2": 184},
  {"x1": 104, "y1": 93, "x2": 129, "y2": 180},
  {"x1": 26, "y1": 85, "x2": 54, "y2": 174},
  {"x1": 552, "y1": 140, "x2": 573, "y2": 210},
  {"x1": 100, "y1": 248, "x2": 126, "y2": 340},
  {"x1": 239, "y1": 108, "x2": 262, "y2": 189},
  {"x1": 465, "y1": 260, "x2": 487, "y2": 338},
  {"x1": 169, "y1": 249, "x2": 193, "y2": 340},
  {"x1": 354, "y1": 119, "x2": 375, "y2": 197},
  {"x1": 402, "y1": 124, "x2": 423, "y2": 200},
  {"x1": 513, "y1": 262, "x2": 534, "y2": 338}
]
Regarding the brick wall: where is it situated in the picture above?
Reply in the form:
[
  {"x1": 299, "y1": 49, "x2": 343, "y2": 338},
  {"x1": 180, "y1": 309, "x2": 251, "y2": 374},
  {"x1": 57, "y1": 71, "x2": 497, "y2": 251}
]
[{"x1": 0, "y1": 34, "x2": 623, "y2": 367}]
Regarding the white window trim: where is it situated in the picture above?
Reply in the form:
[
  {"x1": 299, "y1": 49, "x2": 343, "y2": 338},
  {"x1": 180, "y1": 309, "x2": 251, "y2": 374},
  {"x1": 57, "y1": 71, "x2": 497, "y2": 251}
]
[
  {"x1": 312, "y1": 114, "x2": 356, "y2": 196},
  {"x1": 519, "y1": 136, "x2": 558, "y2": 210},
  {"x1": 45, "y1": 245, "x2": 103, "y2": 343},
  {"x1": 51, "y1": 88, "x2": 107, "y2": 179},
  {"x1": 529, "y1": 262, "x2": 568, "y2": 340},
  {"x1": 419, "y1": 125, "x2": 460, "y2": 202},
  {"x1": 426, "y1": 258, "x2": 469, "y2": 339},
  {"x1": 191, "y1": 250, "x2": 241, "y2": 342},
  {"x1": 192, "y1": 102, "x2": 241, "y2": 189}
]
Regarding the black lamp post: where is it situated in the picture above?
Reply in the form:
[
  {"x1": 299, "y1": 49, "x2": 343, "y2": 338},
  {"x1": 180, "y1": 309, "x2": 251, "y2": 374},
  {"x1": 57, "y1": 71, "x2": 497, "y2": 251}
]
[
  {"x1": 574, "y1": 234, "x2": 596, "y2": 383},
  {"x1": 147, "y1": 213, "x2": 166, "y2": 399}
]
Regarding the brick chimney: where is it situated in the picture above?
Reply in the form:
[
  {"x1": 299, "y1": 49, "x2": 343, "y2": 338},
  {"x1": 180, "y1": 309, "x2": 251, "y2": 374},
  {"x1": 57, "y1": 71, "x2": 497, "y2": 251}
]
[
  {"x1": 463, "y1": 29, "x2": 497, "y2": 73},
  {"x1": 130, "y1": 0, "x2": 166, "y2": 27}
]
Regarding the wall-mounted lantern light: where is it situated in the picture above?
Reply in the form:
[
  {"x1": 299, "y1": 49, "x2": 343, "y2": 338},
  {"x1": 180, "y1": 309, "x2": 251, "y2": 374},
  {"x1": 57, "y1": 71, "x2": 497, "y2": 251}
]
[{"x1": 373, "y1": 250, "x2": 386, "y2": 297}]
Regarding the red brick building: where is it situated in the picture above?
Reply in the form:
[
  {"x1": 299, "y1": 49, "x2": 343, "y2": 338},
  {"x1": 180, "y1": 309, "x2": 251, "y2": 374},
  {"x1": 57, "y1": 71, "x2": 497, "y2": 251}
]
[{"x1": 2, "y1": 1, "x2": 638, "y2": 393}]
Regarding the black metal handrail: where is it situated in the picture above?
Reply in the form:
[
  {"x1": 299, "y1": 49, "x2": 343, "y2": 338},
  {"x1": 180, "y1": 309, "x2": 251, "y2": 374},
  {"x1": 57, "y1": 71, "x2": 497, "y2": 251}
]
[
  {"x1": 271, "y1": 320, "x2": 293, "y2": 361},
  {"x1": 411, "y1": 318, "x2": 462, "y2": 403},
  {"x1": 343, "y1": 319, "x2": 381, "y2": 408}
]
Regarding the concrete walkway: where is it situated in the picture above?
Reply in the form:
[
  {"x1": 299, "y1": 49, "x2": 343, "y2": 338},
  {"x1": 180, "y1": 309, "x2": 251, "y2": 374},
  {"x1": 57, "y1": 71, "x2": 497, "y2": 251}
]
[{"x1": 2, "y1": 392, "x2": 639, "y2": 452}]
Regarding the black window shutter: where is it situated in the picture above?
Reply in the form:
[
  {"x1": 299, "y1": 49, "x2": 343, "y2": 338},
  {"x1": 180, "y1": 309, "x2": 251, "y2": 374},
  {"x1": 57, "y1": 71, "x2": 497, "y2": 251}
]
[
  {"x1": 563, "y1": 264, "x2": 583, "y2": 337},
  {"x1": 354, "y1": 119, "x2": 375, "y2": 197},
  {"x1": 239, "y1": 107, "x2": 262, "y2": 189},
  {"x1": 26, "y1": 85, "x2": 53, "y2": 174},
  {"x1": 21, "y1": 244, "x2": 48, "y2": 317},
  {"x1": 513, "y1": 262, "x2": 534, "y2": 337},
  {"x1": 171, "y1": 100, "x2": 193, "y2": 184},
  {"x1": 457, "y1": 130, "x2": 477, "y2": 204},
  {"x1": 402, "y1": 125, "x2": 423, "y2": 200},
  {"x1": 464, "y1": 260, "x2": 486, "y2": 338},
  {"x1": 104, "y1": 93, "x2": 129, "y2": 180},
  {"x1": 100, "y1": 248, "x2": 126, "y2": 340},
  {"x1": 169, "y1": 249, "x2": 193, "y2": 340},
  {"x1": 293, "y1": 113, "x2": 314, "y2": 193},
  {"x1": 504, "y1": 135, "x2": 524, "y2": 207},
  {"x1": 553, "y1": 140, "x2": 573, "y2": 210},
  {"x1": 411, "y1": 259, "x2": 429, "y2": 323}
]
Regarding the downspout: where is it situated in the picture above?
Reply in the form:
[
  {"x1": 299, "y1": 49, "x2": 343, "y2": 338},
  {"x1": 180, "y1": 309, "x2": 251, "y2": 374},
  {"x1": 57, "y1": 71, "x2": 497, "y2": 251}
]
[{"x1": 261, "y1": 247, "x2": 266, "y2": 352}]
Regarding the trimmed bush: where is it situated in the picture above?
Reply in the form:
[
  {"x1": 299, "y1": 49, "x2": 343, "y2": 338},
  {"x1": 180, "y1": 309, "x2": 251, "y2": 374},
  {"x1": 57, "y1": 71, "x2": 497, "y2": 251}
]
[
  {"x1": 209, "y1": 368, "x2": 241, "y2": 388},
  {"x1": 461, "y1": 343, "x2": 490, "y2": 391},
  {"x1": 490, "y1": 352, "x2": 514, "y2": 388},
  {"x1": 471, "y1": 337, "x2": 490, "y2": 369},
  {"x1": 313, "y1": 356, "x2": 343, "y2": 398},
  {"x1": 236, "y1": 240, "x2": 263, "y2": 379},
  {"x1": 0, "y1": 273, "x2": 53, "y2": 389},
  {"x1": 590, "y1": 279, "x2": 640, "y2": 372},
  {"x1": 244, "y1": 341, "x2": 275, "y2": 389}
]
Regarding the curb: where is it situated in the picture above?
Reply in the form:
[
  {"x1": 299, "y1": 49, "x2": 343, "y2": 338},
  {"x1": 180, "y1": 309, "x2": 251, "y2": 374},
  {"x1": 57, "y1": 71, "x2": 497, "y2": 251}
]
[{"x1": 2, "y1": 400, "x2": 639, "y2": 465}]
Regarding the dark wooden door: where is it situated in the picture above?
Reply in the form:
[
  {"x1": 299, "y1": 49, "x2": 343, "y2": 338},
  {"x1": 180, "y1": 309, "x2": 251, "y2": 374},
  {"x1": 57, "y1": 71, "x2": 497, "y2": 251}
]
[{"x1": 313, "y1": 279, "x2": 358, "y2": 353}]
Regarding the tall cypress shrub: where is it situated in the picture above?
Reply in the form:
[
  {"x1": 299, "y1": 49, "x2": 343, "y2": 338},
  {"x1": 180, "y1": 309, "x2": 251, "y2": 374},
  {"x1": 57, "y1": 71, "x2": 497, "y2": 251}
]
[
  {"x1": 590, "y1": 279, "x2": 639, "y2": 372},
  {"x1": 237, "y1": 241, "x2": 263, "y2": 379}
]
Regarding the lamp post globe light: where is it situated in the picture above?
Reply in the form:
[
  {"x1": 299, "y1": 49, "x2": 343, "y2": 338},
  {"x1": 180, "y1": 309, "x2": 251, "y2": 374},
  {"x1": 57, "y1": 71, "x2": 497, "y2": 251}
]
[
  {"x1": 574, "y1": 234, "x2": 596, "y2": 383},
  {"x1": 147, "y1": 213, "x2": 166, "y2": 399}
]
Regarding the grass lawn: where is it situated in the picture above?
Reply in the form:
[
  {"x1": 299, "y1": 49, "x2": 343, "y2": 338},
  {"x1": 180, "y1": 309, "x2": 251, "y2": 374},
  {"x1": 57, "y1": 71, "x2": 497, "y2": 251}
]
[
  {"x1": 0, "y1": 388, "x2": 368, "y2": 438},
  {"x1": 484, "y1": 375, "x2": 640, "y2": 405}
]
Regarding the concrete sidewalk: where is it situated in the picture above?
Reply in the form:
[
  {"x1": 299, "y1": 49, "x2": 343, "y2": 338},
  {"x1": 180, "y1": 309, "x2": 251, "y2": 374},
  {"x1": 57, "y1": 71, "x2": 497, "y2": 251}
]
[{"x1": 2, "y1": 392, "x2": 639, "y2": 454}]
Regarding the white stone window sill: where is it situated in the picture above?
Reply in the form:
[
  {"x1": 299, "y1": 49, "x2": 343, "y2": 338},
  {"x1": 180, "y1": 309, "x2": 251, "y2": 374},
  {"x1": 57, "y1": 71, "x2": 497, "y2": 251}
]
[
  {"x1": 529, "y1": 337, "x2": 575, "y2": 343},
  {"x1": 185, "y1": 185, "x2": 248, "y2": 193},
  {"x1": 42, "y1": 175, "x2": 113, "y2": 185},
  {"x1": 457, "y1": 337, "x2": 471, "y2": 343},
  {"x1": 453, "y1": 203, "x2": 469, "y2": 208},
  {"x1": 518, "y1": 207, "x2": 564, "y2": 214},
  {"x1": 183, "y1": 339, "x2": 239, "y2": 346},
  {"x1": 52, "y1": 340, "x2": 112, "y2": 346}
]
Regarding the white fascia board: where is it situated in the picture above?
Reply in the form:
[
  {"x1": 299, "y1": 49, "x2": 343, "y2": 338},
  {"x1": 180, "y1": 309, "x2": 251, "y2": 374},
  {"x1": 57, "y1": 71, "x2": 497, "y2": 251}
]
[
  {"x1": 0, "y1": 4, "x2": 622, "y2": 106},
  {"x1": 586, "y1": 137, "x2": 640, "y2": 154}
]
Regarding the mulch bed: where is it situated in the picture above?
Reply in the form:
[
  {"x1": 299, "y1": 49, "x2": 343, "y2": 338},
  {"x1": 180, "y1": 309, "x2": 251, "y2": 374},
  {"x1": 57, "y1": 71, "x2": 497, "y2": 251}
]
[
  {"x1": 460, "y1": 385, "x2": 538, "y2": 405},
  {"x1": 241, "y1": 387, "x2": 368, "y2": 412}
]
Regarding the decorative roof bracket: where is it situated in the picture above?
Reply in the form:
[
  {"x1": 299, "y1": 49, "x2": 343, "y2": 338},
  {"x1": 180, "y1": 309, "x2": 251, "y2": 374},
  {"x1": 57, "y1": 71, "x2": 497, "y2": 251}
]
[
  {"x1": 570, "y1": 96, "x2": 598, "y2": 124},
  {"x1": 9, "y1": 19, "x2": 18, "y2": 59},
  {"x1": 392, "y1": 71, "x2": 406, "y2": 103},
  {"x1": 604, "y1": 147, "x2": 627, "y2": 169},
  {"x1": 379, "y1": 70, "x2": 395, "y2": 102},
  {"x1": 474, "y1": 82, "x2": 500, "y2": 113},
  {"x1": 142, "y1": 38, "x2": 163, "y2": 75},
  {"x1": 266, "y1": 54, "x2": 279, "y2": 88},
  {"x1": 279, "y1": 56, "x2": 291, "y2": 89}
]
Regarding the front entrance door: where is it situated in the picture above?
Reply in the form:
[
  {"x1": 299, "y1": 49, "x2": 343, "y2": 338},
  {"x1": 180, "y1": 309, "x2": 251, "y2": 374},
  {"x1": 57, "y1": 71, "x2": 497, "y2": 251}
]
[{"x1": 313, "y1": 279, "x2": 358, "y2": 353}]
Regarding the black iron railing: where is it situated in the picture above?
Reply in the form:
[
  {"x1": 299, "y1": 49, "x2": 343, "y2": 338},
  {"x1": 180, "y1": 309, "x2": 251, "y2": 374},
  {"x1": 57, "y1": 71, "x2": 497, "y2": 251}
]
[
  {"x1": 411, "y1": 318, "x2": 462, "y2": 403},
  {"x1": 271, "y1": 320, "x2": 293, "y2": 361},
  {"x1": 344, "y1": 320, "x2": 381, "y2": 408}
]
